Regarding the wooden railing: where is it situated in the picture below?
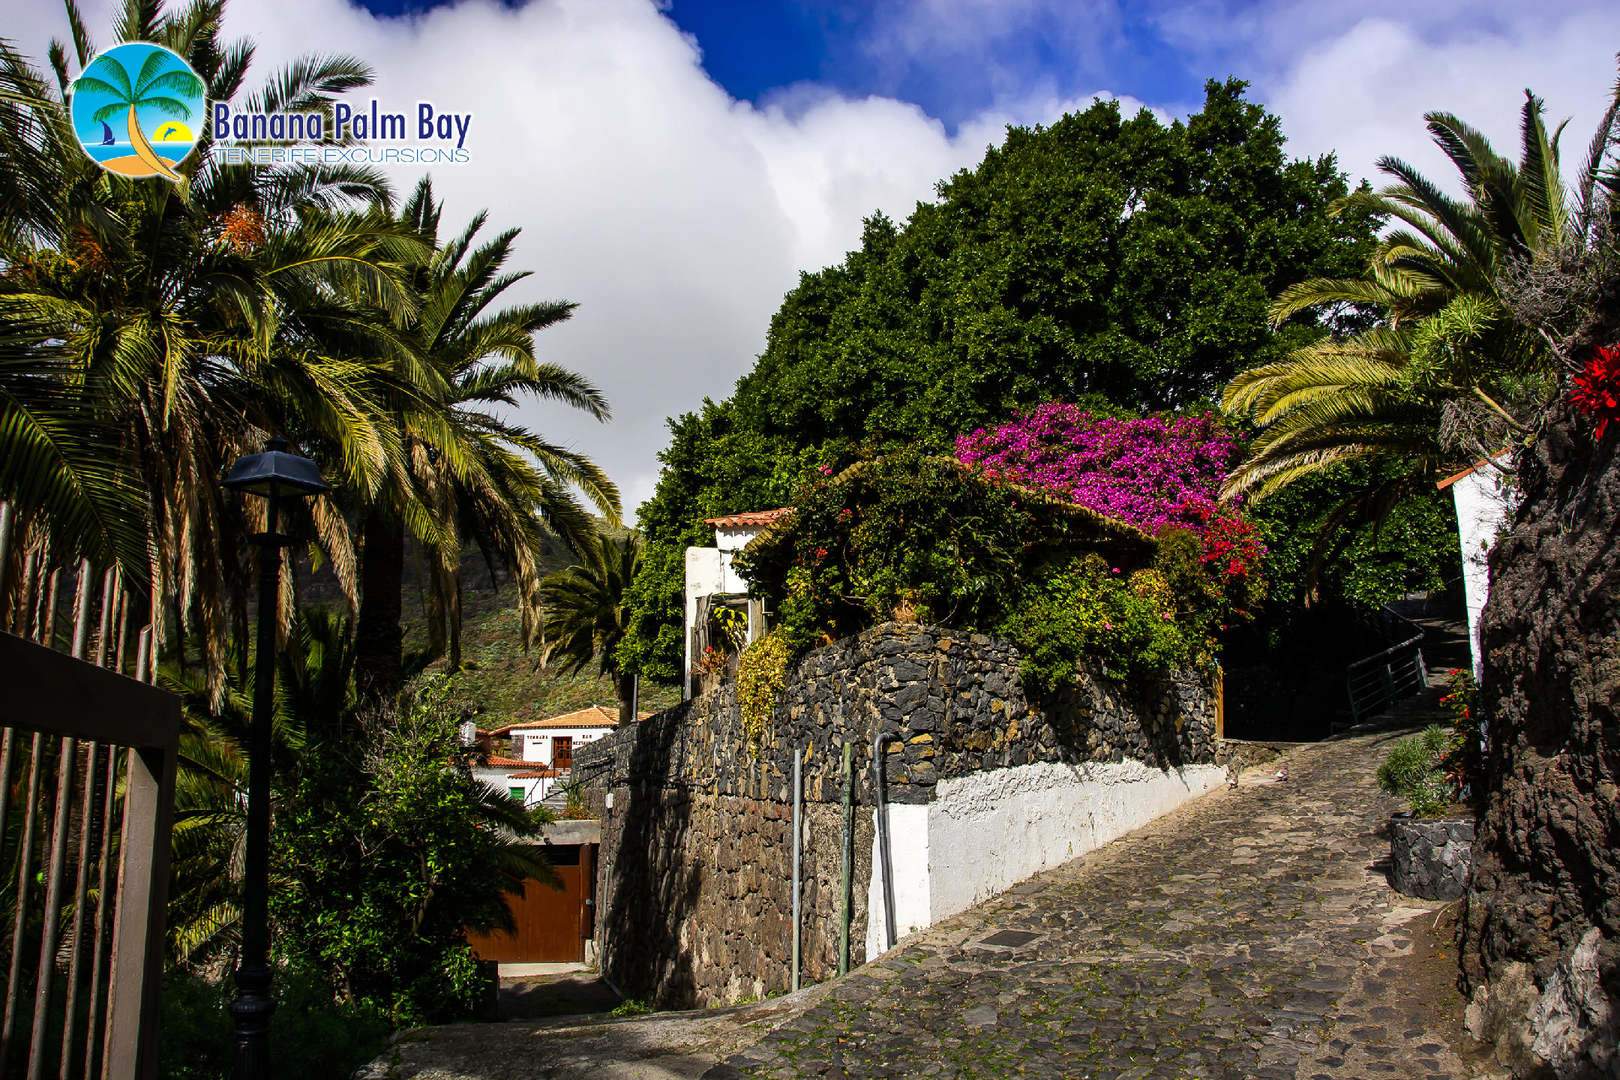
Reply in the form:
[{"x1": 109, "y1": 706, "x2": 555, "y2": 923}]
[{"x1": 0, "y1": 562, "x2": 178, "y2": 1080}]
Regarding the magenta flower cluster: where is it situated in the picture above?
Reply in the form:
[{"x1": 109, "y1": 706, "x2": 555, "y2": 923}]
[{"x1": 954, "y1": 404, "x2": 1239, "y2": 535}]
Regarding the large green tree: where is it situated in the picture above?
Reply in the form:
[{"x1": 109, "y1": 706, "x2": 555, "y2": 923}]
[
  {"x1": 622, "y1": 80, "x2": 1379, "y2": 682},
  {"x1": 351, "y1": 178, "x2": 618, "y2": 701}
]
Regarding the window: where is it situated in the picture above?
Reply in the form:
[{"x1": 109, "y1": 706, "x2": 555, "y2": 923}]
[{"x1": 508, "y1": 785, "x2": 525, "y2": 802}]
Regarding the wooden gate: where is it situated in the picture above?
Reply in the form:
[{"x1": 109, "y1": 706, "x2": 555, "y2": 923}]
[{"x1": 467, "y1": 845, "x2": 593, "y2": 963}]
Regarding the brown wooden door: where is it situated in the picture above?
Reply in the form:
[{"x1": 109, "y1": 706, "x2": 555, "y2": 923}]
[
  {"x1": 467, "y1": 859, "x2": 585, "y2": 963},
  {"x1": 552, "y1": 736, "x2": 573, "y2": 769}
]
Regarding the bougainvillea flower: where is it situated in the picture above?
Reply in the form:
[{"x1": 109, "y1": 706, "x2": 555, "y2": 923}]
[{"x1": 954, "y1": 404, "x2": 1265, "y2": 579}]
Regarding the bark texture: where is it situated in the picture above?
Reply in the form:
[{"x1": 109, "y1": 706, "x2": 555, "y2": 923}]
[
  {"x1": 354, "y1": 505, "x2": 405, "y2": 702},
  {"x1": 1462, "y1": 405, "x2": 1620, "y2": 1077}
]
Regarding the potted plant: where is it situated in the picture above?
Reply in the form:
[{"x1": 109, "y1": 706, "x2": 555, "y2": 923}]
[{"x1": 1377, "y1": 712, "x2": 1476, "y2": 900}]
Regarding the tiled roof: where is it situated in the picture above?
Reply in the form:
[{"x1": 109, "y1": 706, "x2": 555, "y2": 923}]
[
  {"x1": 482, "y1": 755, "x2": 531, "y2": 768},
  {"x1": 508, "y1": 768, "x2": 564, "y2": 780},
  {"x1": 703, "y1": 508, "x2": 793, "y2": 529},
  {"x1": 483, "y1": 706, "x2": 653, "y2": 735}
]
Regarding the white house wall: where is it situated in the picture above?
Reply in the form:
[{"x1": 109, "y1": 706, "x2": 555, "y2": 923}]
[
  {"x1": 473, "y1": 767, "x2": 552, "y2": 807},
  {"x1": 684, "y1": 546, "x2": 726, "y2": 698},
  {"x1": 713, "y1": 527, "x2": 762, "y2": 593},
  {"x1": 863, "y1": 758, "x2": 1225, "y2": 961},
  {"x1": 1450, "y1": 468, "x2": 1516, "y2": 679},
  {"x1": 515, "y1": 726, "x2": 611, "y2": 765}
]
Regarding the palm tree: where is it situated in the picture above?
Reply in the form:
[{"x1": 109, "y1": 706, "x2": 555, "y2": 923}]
[
  {"x1": 70, "y1": 43, "x2": 202, "y2": 181},
  {"x1": 540, "y1": 532, "x2": 641, "y2": 725},
  {"x1": 351, "y1": 177, "x2": 619, "y2": 700},
  {"x1": 0, "y1": 1, "x2": 426, "y2": 695},
  {"x1": 1223, "y1": 81, "x2": 1620, "y2": 505}
]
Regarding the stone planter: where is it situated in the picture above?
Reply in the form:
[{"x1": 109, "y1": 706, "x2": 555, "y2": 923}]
[{"x1": 1389, "y1": 813, "x2": 1475, "y2": 900}]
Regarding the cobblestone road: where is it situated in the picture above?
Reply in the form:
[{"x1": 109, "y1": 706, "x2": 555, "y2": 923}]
[{"x1": 723, "y1": 728, "x2": 1496, "y2": 1079}]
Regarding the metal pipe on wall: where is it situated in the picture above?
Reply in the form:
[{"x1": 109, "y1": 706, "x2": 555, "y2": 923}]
[
  {"x1": 870, "y1": 731, "x2": 899, "y2": 952},
  {"x1": 790, "y1": 744, "x2": 803, "y2": 992},
  {"x1": 838, "y1": 741, "x2": 854, "y2": 976}
]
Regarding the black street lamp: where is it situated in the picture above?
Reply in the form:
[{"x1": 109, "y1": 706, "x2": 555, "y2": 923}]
[{"x1": 222, "y1": 437, "x2": 327, "y2": 1079}]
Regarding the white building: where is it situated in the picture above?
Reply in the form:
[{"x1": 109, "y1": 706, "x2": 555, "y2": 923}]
[
  {"x1": 683, "y1": 508, "x2": 790, "y2": 697},
  {"x1": 472, "y1": 757, "x2": 562, "y2": 807},
  {"x1": 475, "y1": 705, "x2": 646, "y2": 807},
  {"x1": 1437, "y1": 455, "x2": 1517, "y2": 679}
]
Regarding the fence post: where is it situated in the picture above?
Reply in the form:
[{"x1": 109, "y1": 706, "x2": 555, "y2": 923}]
[{"x1": 104, "y1": 741, "x2": 176, "y2": 1080}]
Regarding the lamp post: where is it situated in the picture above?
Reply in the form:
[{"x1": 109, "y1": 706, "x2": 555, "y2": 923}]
[{"x1": 222, "y1": 437, "x2": 327, "y2": 1080}]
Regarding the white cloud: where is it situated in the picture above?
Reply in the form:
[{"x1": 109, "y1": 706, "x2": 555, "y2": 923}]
[
  {"x1": 12, "y1": 0, "x2": 1106, "y2": 522},
  {"x1": 1147, "y1": 1, "x2": 1620, "y2": 190},
  {"x1": 11, "y1": 0, "x2": 1619, "y2": 525}
]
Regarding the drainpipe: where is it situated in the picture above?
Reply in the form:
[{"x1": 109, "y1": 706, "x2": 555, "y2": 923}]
[
  {"x1": 838, "y1": 742, "x2": 854, "y2": 975},
  {"x1": 790, "y1": 744, "x2": 803, "y2": 992},
  {"x1": 871, "y1": 731, "x2": 899, "y2": 952}
]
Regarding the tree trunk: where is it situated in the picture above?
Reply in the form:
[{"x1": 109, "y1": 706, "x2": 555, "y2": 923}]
[
  {"x1": 354, "y1": 505, "x2": 405, "y2": 703},
  {"x1": 616, "y1": 670, "x2": 637, "y2": 727},
  {"x1": 447, "y1": 570, "x2": 463, "y2": 672},
  {"x1": 125, "y1": 105, "x2": 182, "y2": 182},
  {"x1": 1461, "y1": 404, "x2": 1620, "y2": 1075}
]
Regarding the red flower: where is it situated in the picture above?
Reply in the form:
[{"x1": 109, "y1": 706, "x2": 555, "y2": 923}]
[{"x1": 1570, "y1": 343, "x2": 1620, "y2": 440}]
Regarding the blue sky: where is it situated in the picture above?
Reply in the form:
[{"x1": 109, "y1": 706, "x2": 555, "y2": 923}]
[{"x1": 353, "y1": 0, "x2": 1215, "y2": 127}]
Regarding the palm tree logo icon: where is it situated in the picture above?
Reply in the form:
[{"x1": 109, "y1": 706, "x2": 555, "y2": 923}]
[{"x1": 69, "y1": 42, "x2": 205, "y2": 181}]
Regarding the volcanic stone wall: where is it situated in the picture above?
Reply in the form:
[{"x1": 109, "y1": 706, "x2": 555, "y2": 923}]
[
  {"x1": 1462, "y1": 405, "x2": 1620, "y2": 1076},
  {"x1": 578, "y1": 622, "x2": 1216, "y2": 1007}
]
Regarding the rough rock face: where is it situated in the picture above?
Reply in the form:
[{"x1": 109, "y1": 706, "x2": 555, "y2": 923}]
[{"x1": 1462, "y1": 406, "x2": 1620, "y2": 1077}]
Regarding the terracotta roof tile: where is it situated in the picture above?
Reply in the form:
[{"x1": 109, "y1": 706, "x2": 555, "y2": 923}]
[
  {"x1": 1435, "y1": 450, "x2": 1510, "y2": 491},
  {"x1": 481, "y1": 755, "x2": 532, "y2": 768},
  {"x1": 703, "y1": 507, "x2": 793, "y2": 528},
  {"x1": 484, "y1": 706, "x2": 653, "y2": 734}
]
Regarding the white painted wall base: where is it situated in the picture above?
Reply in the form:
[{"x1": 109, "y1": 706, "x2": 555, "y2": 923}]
[
  {"x1": 864, "y1": 802, "x2": 930, "y2": 960},
  {"x1": 864, "y1": 758, "x2": 1226, "y2": 961}
]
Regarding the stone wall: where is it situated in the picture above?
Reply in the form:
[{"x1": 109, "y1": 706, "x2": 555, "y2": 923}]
[
  {"x1": 580, "y1": 622, "x2": 1218, "y2": 1007},
  {"x1": 1462, "y1": 404, "x2": 1620, "y2": 1077}
]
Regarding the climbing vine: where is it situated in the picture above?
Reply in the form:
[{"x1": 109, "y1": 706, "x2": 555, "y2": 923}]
[{"x1": 736, "y1": 630, "x2": 790, "y2": 750}]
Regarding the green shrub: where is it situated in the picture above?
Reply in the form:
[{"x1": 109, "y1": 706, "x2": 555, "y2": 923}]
[
  {"x1": 734, "y1": 445, "x2": 1241, "y2": 695},
  {"x1": 997, "y1": 556, "x2": 1193, "y2": 692},
  {"x1": 1376, "y1": 725, "x2": 1462, "y2": 818},
  {"x1": 611, "y1": 997, "x2": 653, "y2": 1017},
  {"x1": 158, "y1": 967, "x2": 391, "y2": 1080},
  {"x1": 735, "y1": 447, "x2": 1158, "y2": 660},
  {"x1": 272, "y1": 676, "x2": 548, "y2": 1027}
]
